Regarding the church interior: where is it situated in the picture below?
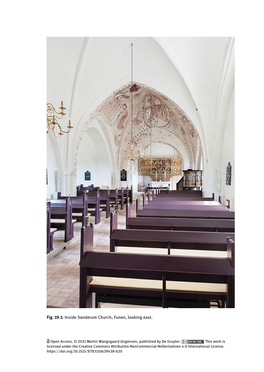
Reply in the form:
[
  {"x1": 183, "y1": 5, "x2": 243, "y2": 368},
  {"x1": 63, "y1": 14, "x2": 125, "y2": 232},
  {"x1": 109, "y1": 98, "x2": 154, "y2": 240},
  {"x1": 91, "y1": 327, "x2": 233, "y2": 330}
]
[{"x1": 46, "y1": 37, "x2": 235, "y2": 309}]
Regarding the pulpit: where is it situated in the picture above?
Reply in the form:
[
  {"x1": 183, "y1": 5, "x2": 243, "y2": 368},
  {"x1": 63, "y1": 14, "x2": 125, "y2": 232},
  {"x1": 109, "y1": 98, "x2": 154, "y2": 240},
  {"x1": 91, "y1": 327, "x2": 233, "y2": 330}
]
[{"x1": 183, "y1": 170, "x2": 203, "y2": 190}]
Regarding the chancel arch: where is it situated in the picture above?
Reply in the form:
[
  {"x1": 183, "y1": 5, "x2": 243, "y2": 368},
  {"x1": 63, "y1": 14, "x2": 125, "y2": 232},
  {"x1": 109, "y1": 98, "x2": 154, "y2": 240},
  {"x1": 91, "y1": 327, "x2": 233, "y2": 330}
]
[{"x1": 73, "y1": 82, "x2": 203, "y2": 193}]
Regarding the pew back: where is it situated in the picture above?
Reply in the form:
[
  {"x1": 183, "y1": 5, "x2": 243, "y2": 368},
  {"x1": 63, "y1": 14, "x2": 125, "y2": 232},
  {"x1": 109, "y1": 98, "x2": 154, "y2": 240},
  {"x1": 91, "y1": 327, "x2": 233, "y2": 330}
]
[
  {"x1": 80, "y1": 250, "x2": 234, "y2": 308},
  {"x1": 136, "y1": 197, "x2": 235, "y2": 219},
  {"x1": 126, "y1": 216, "x2": 235, "y2": 232}
]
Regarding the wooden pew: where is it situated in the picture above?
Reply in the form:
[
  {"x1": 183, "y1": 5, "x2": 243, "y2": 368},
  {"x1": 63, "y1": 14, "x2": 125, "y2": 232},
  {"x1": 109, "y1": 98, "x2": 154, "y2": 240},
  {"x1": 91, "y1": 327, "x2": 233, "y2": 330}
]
[
  {"x1": 157, "y1": 192, "x2": 212, "y2": 199},
  {"x1": 76, "y1": 184, "x2": 100, "y2": 196},
  {"x1": 49, "y1": 198, "x2": 76, "y2": 242},
  {"x1": 65, "y1": 187, "x2": 101, "y2": 223},
  {"x1": 123, "y1": 186, "x2": 133, "y2": 205},
  {"x1": 110, "y1": 211, "x2": 234, "y2": 254},
  {"x1": 46, "y1": 202, "x2": 57, "y2": 254},
  {"x1": 126, "y1": 203, "x2": 235, "y2": 232},
  {"x1": 118, "y1": 188, "x2": 124, "y2": 210},
  {"x1": 72, "y1": 191, "x2": 101, "y2": 225},
  {"x1": 127, "y1": 216, "x2": 235, "y2": 233},
  {"x1": 136, "y1": 198, "x2": 235, "y2": 219},
  {"x1": 142, "y1": 194, "x2": 216, "y2": 207},
  {"x1": 88, "y1": 190, "x2": 110, "y2": 219},
  {"x1": 77, "y1": 185, "x2": 131, "y2": 209},
  {"x1": 58, "y1": 193, "x2": 90, "y2": 226},
  {"x1": 109, "y1": 189, "x2": 118, "y2": 211},
  {"x1": 150, "y1": 193, "x2": 215, "y2": 201},
  {"x1": 79, "y1": 223, "x2": 235, "y2": 308},
  {"x1": 76, "y1": 185, "x2": 82, "y2": 196},
  {"x1": 159, "y1": 190, "x2": 203, "y2": 196},
  {"x1": 85, "y1": 191, "x2": 101, "y2": 224},
  {"x1": 143, "y1": 199, "x2": 229, "y2": 211},
  {"x1": 109, "y1": 187, "x2": 127, "y2": 210},
  {"x1": 129, "y1": 185, "x2": 133, "y2": 204},
  {"x1": 98, "y1": 190, "x2": 110, "y2": 218},
  {"x1": 122, "y1": 186, "x2": 129, "y2": 205}
]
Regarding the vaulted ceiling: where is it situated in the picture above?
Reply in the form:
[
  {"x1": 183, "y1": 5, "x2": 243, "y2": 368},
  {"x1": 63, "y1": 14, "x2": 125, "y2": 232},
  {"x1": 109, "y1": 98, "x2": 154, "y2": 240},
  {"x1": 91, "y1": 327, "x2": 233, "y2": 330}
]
[{"x1": 47, "y1": 37, "x2": 234, "y2": 171}]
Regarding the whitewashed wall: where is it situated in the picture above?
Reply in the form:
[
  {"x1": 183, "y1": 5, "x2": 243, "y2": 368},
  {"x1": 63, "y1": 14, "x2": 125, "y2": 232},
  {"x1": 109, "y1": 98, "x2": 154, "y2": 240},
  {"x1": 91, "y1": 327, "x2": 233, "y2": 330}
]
[
  {"x1": 220, "y1": 90, "x2": 235, "y2": 210},
  {"x1": 46, "y1": 136, "x2": 58, "y2": 199},
  {"x1": 76, "y1": 129, "x2": 111, "y2": 190}
]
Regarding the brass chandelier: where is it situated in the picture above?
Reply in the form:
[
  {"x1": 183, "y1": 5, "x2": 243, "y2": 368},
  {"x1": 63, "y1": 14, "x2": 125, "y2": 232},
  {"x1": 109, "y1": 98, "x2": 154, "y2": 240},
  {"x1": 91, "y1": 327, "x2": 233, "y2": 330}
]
[{"x1": 46, "y1": 101, "x2": 73, "y2": 138}]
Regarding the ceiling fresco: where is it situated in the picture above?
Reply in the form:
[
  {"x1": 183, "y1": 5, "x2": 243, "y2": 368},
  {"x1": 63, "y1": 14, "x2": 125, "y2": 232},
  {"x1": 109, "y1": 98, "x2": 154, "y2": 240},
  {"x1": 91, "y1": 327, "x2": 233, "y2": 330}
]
[{"x1": 79, "y1": 82, "x2": 202, "y2": 170}]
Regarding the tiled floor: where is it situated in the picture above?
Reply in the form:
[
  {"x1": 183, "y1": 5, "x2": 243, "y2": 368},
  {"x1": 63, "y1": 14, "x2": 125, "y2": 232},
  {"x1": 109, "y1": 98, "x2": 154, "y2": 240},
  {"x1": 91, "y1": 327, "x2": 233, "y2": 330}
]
[{"x1": 47, "y1": 197, "x2": 134, "y2": 308}]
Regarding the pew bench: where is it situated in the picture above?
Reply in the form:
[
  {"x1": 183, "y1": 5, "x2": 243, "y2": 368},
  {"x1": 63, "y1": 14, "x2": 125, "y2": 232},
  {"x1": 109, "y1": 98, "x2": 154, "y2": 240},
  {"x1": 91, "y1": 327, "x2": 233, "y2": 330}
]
[
  {"x1": 143, "y1": 201, "x2": 229, "y2": 211},
  {"x1": 62, "y1": 191, "x2": 101, "y2": 225},
  {"x1": 136, "y1": 198, "x2": 235, "y2": 218},
  {"x1": 89, "y1": 275, "x2": 225, "y2": 308},
  {"x1": 148, "y1": 191, "x2": 213, "y2": 200},
  {"x1": 117, "y1": 189, "x2": 124, "y2": 210},
  {"x1": 126, "y1": 217, "x2": 235, "y2": 232},
  {"x1": 111, "y1": 209, "x2": 234, "y2": 252},
  {"x1": 159, "y1": 190, "x2": 203, "y2": 197},
  {"x1": 88, "y1": 190, "x2": 110, "y2": 218},
  {"x1": 110, "y1": 228, "x2": 234, "y2": 253},
  {"x1": 108, "y1": 189, "x2": 118, "y2": 211},
  {"x1": 79, "y1": 224, "x2": 234, "y2": 308},
  {"x1": 72, "y1": 212, "x2": 91, "y2": 225},
  {"x1": 49, "y1": 199, "x2": 76, "y2": 242},
  {"x1": 126, "y1": 203, "x2": 234, "y2": 232},
  {"x1": 86, "y1": 192, "x2": 101, "y2": 224},
  {"x1": 123, "y1": 186, "x2": 131, "y2": 205},
  {"x1": 57, "y1": 193, "x2": 94, "y2": 226},
  {"x1": 50, "y1": 218, "x2": 77, "y2": 242}
]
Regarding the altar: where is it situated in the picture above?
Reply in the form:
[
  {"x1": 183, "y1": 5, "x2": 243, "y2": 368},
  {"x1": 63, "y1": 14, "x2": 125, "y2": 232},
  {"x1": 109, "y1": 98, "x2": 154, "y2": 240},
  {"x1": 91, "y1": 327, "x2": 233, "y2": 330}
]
[{"x1": 149, "y1": 181, "x2": 171, "y2": 190}]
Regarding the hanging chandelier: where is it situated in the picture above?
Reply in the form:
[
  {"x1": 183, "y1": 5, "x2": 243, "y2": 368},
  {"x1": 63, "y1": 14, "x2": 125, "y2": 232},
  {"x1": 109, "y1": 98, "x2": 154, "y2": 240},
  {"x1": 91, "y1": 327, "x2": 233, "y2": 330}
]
[
  {"x1": 126, "y1": 43, "x2": 140, "y2": 163},
  {"x1": 46, "y1": 101, "x2": 73, "y2": 138}
]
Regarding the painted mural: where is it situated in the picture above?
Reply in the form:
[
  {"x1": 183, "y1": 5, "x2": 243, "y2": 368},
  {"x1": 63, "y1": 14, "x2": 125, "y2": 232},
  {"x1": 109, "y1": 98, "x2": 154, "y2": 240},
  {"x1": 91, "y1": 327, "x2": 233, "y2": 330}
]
[{"x1": 73, "y1": 82, "x2": 202, "y2": 174}]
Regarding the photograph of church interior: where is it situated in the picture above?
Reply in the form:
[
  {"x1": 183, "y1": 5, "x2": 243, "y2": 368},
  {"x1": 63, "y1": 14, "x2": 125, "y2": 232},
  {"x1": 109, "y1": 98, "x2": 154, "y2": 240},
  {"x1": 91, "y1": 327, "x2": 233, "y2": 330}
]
[{"x1": 47, "y1": 37, "x2": 235, "y2": 309}]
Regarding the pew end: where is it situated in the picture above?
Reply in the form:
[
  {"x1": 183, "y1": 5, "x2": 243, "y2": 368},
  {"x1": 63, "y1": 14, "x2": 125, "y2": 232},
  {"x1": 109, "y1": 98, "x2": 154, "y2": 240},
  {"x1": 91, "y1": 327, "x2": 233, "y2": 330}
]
[
  {"x1": 110, "y1": 210, "x2": 118, "y2": 234},
  {"x1": 80, "y1": 223, "x2": 94, "y2": 260},
  {"x1": 126, "y1": 203, "x2": 131, "y2": 222},
  {"x1": 227, "y1": 237, "x2": 235, "y2": 268},
  {"x1": 79, "y1": 223, "x2": 94, "y2": 308},
  {"x1": 136, "y1": 198, "x2": 140, "y2": 214},
  {"x1": 110, "y1": 211, "x2": 118, "y2": 252}
]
